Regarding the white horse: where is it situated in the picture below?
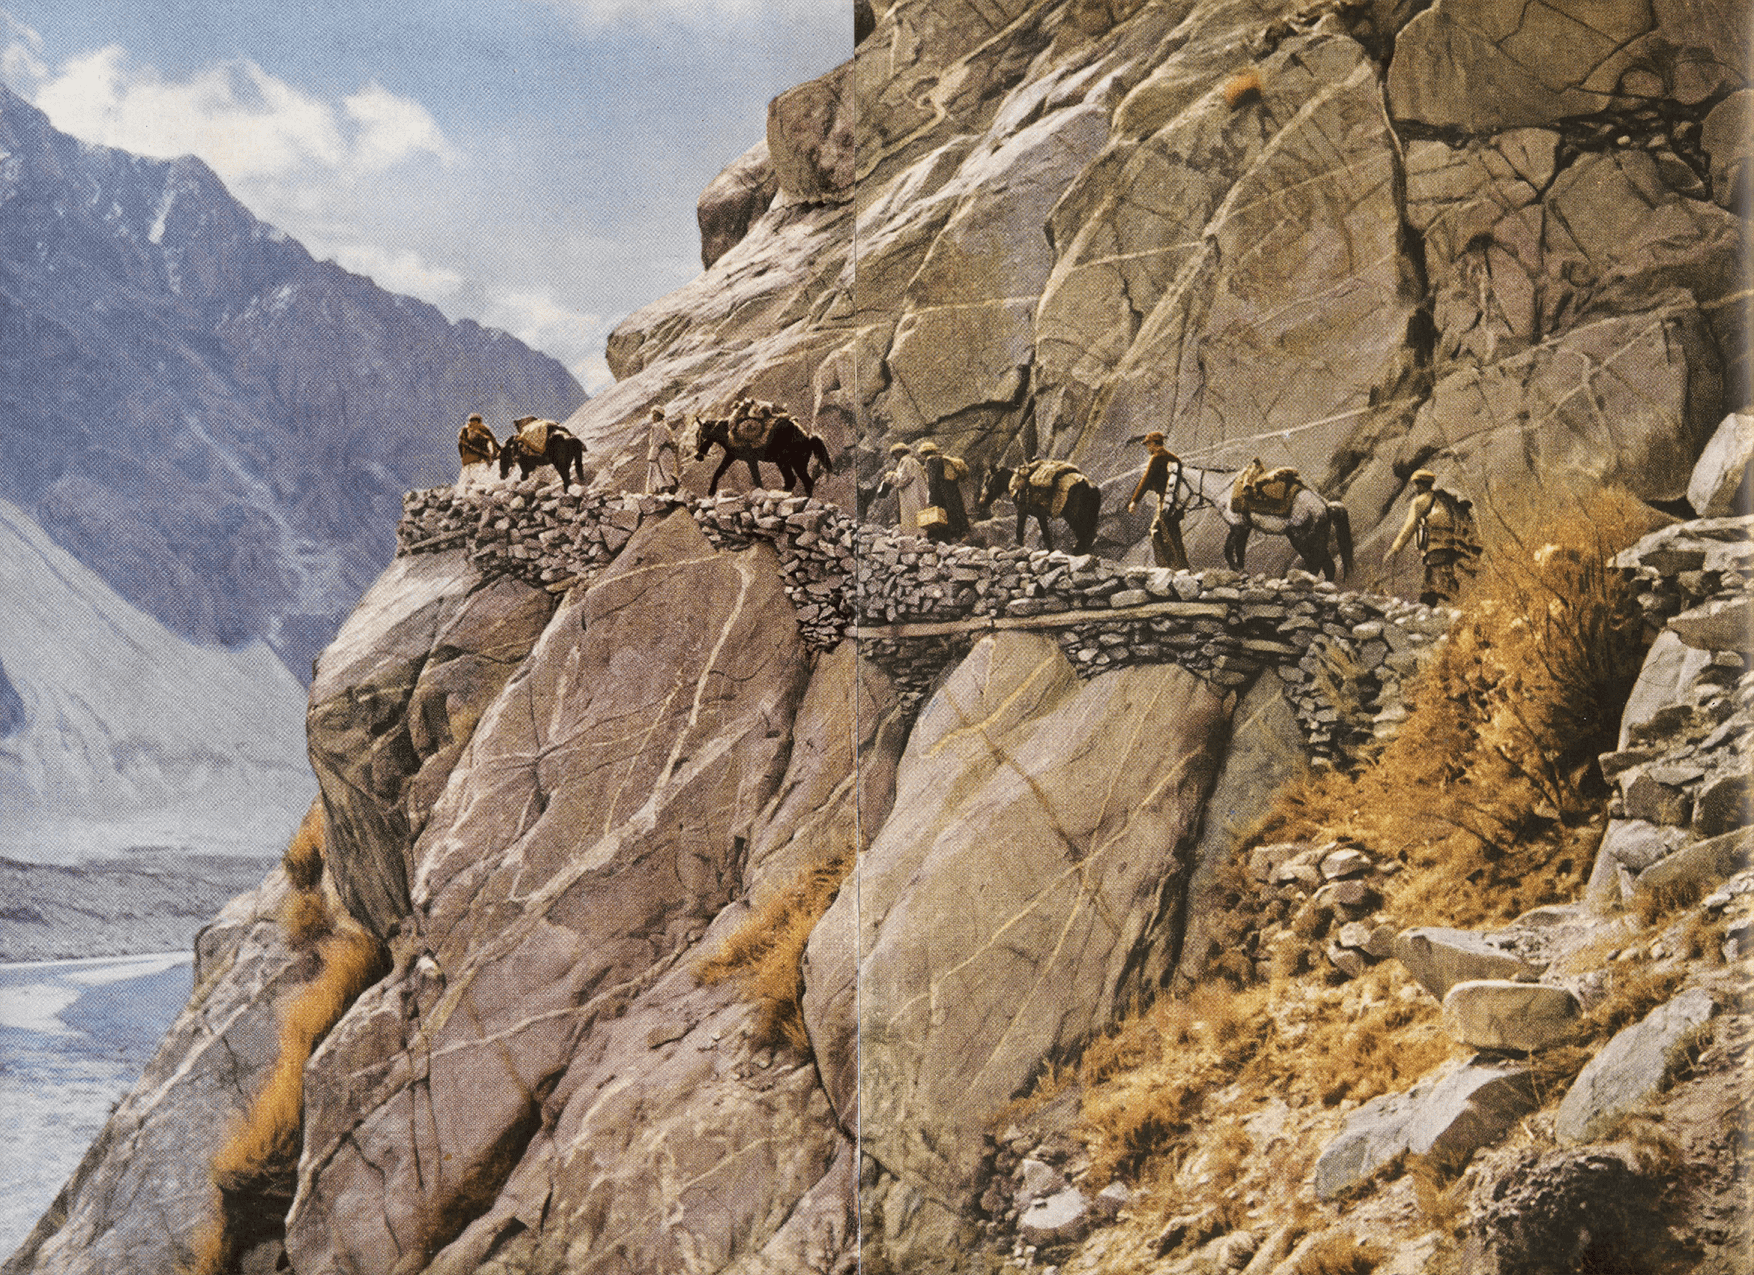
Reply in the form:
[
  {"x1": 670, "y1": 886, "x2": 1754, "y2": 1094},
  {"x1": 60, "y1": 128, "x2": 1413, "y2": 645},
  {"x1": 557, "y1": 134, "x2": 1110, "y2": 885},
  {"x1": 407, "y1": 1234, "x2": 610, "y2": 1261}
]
[{"x1": 1160, "y1": 460, "x2": 1353, "y2": 580}]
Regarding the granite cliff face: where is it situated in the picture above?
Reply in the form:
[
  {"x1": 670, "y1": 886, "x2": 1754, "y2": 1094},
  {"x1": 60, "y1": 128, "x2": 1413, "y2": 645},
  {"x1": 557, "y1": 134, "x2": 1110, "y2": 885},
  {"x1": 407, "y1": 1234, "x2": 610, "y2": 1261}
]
[
  {"x1": 7, "y1": 1, "x2": 1750, "y2": 1273},
  {"x1": 596, "y1": 0, "x2": 1746, "y2": 586},
  {"x1": 0, "y1": 86, "x2": 584, "y2": 678}
]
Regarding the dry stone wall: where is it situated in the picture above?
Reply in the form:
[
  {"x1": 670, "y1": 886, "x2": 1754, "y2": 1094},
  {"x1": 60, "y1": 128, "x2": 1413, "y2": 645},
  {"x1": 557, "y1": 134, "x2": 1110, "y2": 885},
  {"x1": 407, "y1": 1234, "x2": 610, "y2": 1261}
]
[{"x1": 397, "y1": 477, "x2": 1455, "y2": 767}]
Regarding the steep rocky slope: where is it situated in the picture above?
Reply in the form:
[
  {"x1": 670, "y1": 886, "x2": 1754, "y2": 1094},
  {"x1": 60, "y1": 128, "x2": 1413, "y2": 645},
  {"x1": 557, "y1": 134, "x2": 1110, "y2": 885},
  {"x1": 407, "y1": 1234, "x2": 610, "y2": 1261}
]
[
  {"x1": 0, "y1": 86, "x2": 584, "y2": 678},
  {"x1": 5, "y1": 1, "x2": 1749, "y2": 1273},
  {"x1": 0, "y1": 494, "x2": 313, "y2": 955},
  {"x1": 593, "y1": 0, "x2": 1746, "y2": 586}
]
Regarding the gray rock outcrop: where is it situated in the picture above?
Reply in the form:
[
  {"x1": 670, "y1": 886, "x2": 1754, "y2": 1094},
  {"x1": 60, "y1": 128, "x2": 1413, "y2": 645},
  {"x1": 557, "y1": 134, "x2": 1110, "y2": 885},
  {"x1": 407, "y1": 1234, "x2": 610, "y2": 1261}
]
[
  {"x1": 1313, "y1": 1059, "x2": 1538, "y2": 1198},
  {"x1": 811, "y1": 632, "x2": 1229, "y2": 1202},
  {"x1": 699, "y1": 140, "x2": 779, "y2": 268},
  {"x1": 1555, "y1": 986, "x2": 1718, "y2": 1143},
  {"x1": 1441, "y1": 980, "x2": 1583, "y2": 1052},
  {"x1": 1394, "y1": 927, "x2": 1547, "y2": 1000},
  {"x1": 1688, "y1": 413, "x2": 1754, "y2": 516}
]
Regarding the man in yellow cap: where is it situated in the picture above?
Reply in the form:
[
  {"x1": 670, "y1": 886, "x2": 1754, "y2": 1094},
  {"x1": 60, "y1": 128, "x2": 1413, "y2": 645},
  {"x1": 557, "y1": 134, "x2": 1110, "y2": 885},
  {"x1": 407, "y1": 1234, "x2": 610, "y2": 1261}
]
[
  {"x1": 1126, "y1": 431, "x2": 1189, "y2": 569},
  {"x1": 1386, "y1": 468, "x2": 1480, "y2": 604},
  {"x1": 457, "y1": 412, "x2": 499, "y2": 489}
]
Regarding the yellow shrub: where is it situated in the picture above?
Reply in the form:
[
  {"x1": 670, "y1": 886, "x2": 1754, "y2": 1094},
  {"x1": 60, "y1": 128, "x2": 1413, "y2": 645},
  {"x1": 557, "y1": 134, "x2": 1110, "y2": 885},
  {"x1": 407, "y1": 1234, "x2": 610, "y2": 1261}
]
[
  {"x1": 280, "y1": 890, "x2": 332, "y2": 948},
  {"x1": 695, "y1": 853, "x2": 851, "y2": 1053},
  {"x1": 1255, "y1": 484, "x2": 1661, "y2": 925},
  {"x1": 282, "y1": 798, "x2": 325, "y2": 893},
  {"x1": 211, "y1": 930, "x2": 385, "y2": 1191}
]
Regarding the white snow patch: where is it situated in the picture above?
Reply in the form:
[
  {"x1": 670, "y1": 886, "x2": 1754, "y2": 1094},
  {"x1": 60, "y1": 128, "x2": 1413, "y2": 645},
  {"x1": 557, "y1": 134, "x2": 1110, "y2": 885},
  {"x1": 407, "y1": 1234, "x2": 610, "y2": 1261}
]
[
  {"x1": 63, "y1": 953, "x2": 191, "y2": 987},
  {"x1": 0, "y1": 984, "x2": 82, "y2": 1036},
  {"x1": 148, "y1": 184, "x2": 176, "y2": 245}
]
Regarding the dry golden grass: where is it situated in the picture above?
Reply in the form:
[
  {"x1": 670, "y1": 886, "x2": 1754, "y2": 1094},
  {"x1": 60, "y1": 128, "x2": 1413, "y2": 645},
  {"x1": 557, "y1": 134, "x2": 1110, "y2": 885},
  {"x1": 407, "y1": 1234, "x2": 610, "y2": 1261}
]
[
  {"x1": 1077, "y1": 966, "x2": 1454, "y2": 1194},
  {"x1": 210, "y1": 930, "x2": 386, "y2": 1195},
  {"x1": 1253, "y1": 485, "x2": 1662, "y2": 927},
  {"x1": 281, "y1": 798, "x2": 325, "y2": 892},
  {"x1": 182, "y1": 1210, "x2": 228, "y2": 1275},
  {"x1": 694, "y1": 852, "x2": 851, "y2": 1052},
  {"x1": 1223, "y1": 69, "x2": 1263, "y2": 108},
  {"x1": 193, "y1": 926, "x2": 386, "y2": 1273},
  {"x1": 1293, "y1": 1229, "x2": 1386, "y2": 1275},
  {"x1": 1407, "y1": 1151, "x2": 1468, "y2": 1236},
  {"x1": 279, "y1": 890, "x2": 332, "y2": 948}
]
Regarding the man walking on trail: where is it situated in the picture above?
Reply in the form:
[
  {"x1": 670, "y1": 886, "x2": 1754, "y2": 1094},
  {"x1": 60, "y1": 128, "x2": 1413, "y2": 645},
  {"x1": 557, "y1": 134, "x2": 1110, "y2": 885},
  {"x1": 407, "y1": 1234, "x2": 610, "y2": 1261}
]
[
  {"x1": 1126, "y1": 431, "x2": 1190, "y2": 569},
  {"x1": 1386, "y1": 468, "x2": 1480, "y2": 604},
  {"x1": 915, "y1": 441, "x2": 970, "y2": 542},
  {"x1": 878, "y1": 441, "x2": 931, "y2": 535},
  {"x1": 644, "y1": 406, "x2": 679, "y2": 494},
  {"x1": 457, "y1": 412, "x2": 498, "y2": 489}
]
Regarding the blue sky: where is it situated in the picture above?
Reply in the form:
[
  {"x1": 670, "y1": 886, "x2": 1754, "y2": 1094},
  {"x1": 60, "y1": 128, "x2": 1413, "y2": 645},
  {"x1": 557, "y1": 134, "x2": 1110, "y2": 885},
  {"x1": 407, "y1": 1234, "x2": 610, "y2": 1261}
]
[{"x1": 0, "y1": 1, "x2": 849, "y2": 390}]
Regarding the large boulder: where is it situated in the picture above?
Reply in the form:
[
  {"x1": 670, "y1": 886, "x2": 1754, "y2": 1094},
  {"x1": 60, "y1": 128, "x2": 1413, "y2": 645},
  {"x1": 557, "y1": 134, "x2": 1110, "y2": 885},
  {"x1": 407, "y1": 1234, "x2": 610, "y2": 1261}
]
[
  {"x1": 1442, "y1": 980, "x2": 1583, "y2": 1052},
  {"x1": 285, "y1": 513, "x2": 812, "y2": 1273},
  {"x1": 306, "y1": 552, "x2": 555, "y2": 936},
  {"x1": 768, "y1": 62, "x2": 854, "y2": 204},
  {"x1": 1460, "y1": 1144, "x2": 1675, "y2": 1275},
  {"x1": 1313, "y1": 1059, "x2": 1538, "y2": 1198},
  {"x1": 806, "y1": 632, "x2": 1229, "y2": 1204},
  {"x1": 698, "y1": 139, "x2": 778, "y2": 269},
  {"x1": 1555, "y1": 986, "x2": 1718, "y2": 1143},
  {"x1": 1687, "y1": 412, "x2": 1754, "y2": 517},
  {"x1": 1395, "y1": 927, "x2": 1547, "y2": 1000}
]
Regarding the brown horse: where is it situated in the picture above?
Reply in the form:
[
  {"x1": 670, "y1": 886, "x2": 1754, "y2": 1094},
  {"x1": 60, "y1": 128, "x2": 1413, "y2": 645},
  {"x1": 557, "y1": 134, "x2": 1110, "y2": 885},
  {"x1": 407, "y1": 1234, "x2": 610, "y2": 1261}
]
[
  {"x1": 693, "y1": 415, "x2": 833, "y2": 495},
  {"x1": 977, "y1": 461, "x2": 1102, "y2": 554},
  {"x1": 499, "y1": 421, "x2": 586, "y2": 485}
]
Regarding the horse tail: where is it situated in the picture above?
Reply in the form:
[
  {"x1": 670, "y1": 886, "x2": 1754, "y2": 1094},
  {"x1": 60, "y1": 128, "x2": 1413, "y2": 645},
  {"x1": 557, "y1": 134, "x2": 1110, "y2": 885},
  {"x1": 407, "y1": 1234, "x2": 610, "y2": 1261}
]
[
  {"x1": 810, "y1": 434, "x2": 833, "y2": 475},
  {"x1": 1329, "y1": 501, "x2": 1353, "y2": 578}
]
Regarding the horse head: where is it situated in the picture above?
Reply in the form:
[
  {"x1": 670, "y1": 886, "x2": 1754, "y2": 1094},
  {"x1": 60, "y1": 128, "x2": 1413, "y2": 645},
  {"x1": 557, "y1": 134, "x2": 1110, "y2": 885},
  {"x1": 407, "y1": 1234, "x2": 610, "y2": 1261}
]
[
  {"x1": 976, "y1": 465, "x2": 1012, "y2": 514},
  {"x1": 693, "y1": 417, "x2": 726, "y2": 461}
]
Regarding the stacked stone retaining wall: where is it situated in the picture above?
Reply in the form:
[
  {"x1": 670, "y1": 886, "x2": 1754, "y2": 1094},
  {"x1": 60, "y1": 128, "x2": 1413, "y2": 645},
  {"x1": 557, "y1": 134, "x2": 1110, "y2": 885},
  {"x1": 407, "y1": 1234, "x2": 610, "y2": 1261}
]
[{"x1": 399, "y1": 479, "x2": 1458, "y2": 766}]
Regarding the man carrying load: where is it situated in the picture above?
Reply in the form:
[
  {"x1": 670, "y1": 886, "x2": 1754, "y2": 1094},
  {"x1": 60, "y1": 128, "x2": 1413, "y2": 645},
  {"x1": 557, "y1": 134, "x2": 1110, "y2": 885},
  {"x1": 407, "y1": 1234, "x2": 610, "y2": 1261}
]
[{"x1": 1386, "y1": 468, "x2": 1481, "y2": 604}]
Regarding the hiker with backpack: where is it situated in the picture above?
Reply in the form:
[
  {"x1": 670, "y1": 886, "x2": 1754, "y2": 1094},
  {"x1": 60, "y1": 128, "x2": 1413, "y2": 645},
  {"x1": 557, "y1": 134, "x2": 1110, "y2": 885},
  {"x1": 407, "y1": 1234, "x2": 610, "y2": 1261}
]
[{"x1": 1386, "y1": 469, "x2": 1480, "y2": 604}]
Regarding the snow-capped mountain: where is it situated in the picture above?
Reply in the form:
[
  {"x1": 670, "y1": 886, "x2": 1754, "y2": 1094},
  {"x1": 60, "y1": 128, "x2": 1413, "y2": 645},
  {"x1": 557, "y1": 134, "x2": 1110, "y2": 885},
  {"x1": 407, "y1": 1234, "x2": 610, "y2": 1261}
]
[{"x1": 0, "y1": 84, "x2": 585, "y2": 679}]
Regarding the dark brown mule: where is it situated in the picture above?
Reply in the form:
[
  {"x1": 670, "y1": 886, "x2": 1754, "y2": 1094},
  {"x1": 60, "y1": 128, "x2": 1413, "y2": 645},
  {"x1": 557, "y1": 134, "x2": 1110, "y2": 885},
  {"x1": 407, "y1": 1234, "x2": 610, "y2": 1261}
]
[
  {"x1": 693, "y1": 415, "x2": 833, "y2": 495},
  {"x1": 499, "y1": 422, "x2": 586, "y2": 485}
]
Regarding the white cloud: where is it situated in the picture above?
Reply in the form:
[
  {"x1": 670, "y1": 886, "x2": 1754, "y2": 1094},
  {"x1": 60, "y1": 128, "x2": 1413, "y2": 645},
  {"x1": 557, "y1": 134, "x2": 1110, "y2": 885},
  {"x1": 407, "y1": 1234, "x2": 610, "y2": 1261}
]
[
  {"x1": 544, "y1": 0, "x2": 843, "y2": 30},
  {"x1": 330, "y1": 242, "x2": 466, "y2": 303},
  {"x1": 0, "y1": 11, "x2": 46, "y2": 96},
  {"x1": 478, "y1": 284, "x2": 616, "y2": 394},
  {"x1": 344, "y1": 82, "x2": 462, "y2": 173},
  {"x1": 7, "y1": 40, "x2": 459, "y2": 247},
  {"x1": 33, "y1": 47, "x2": 348, "y2": 179}
]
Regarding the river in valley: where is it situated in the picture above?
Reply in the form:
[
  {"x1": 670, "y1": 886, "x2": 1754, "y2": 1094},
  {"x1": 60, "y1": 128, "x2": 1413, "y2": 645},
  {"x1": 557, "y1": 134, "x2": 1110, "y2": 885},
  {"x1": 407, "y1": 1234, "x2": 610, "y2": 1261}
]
[{"x1": 0, "y1": 952, "x2": 194, "y2": 1258}]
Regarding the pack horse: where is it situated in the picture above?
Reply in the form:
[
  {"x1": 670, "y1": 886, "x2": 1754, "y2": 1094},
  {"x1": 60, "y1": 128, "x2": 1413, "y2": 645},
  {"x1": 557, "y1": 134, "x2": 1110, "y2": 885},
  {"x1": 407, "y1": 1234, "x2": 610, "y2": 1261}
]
[{"x1": 1172, "y1": 459, "x2": 1353, "y2": 580}]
